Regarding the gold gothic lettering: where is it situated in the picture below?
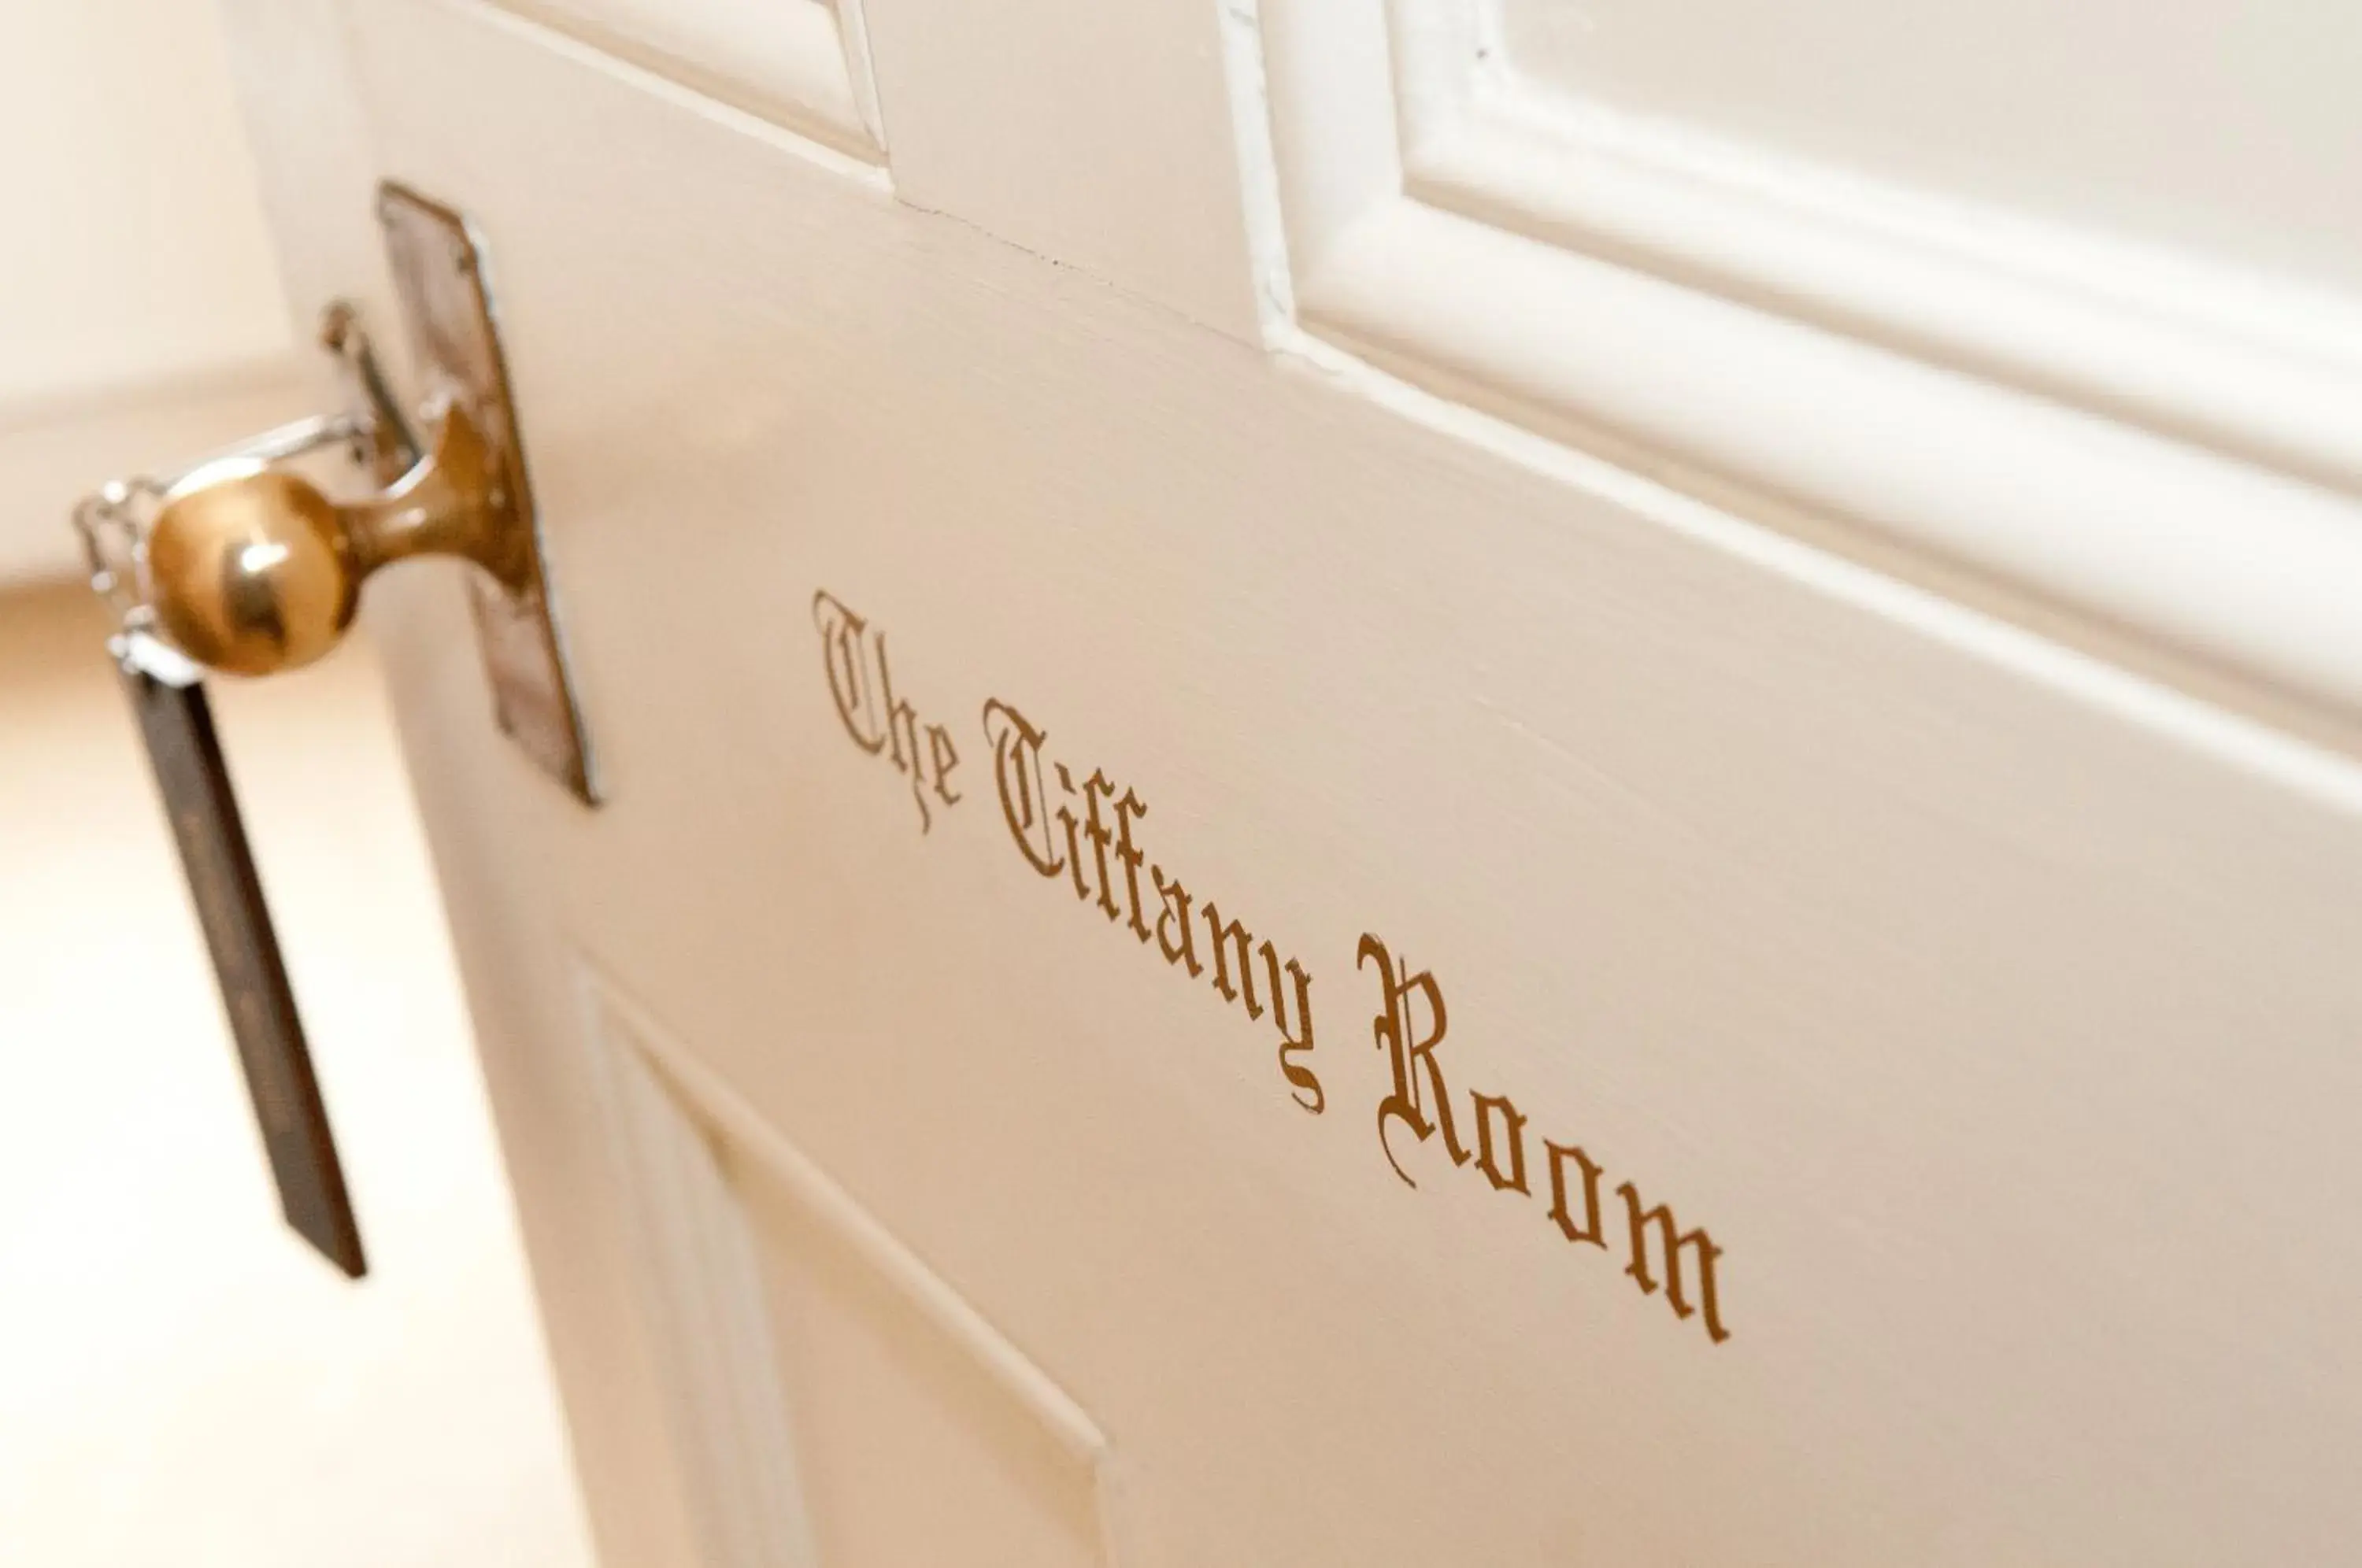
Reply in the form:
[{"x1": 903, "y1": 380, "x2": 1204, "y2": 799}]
[
  {"x1": 811, "y1": 588, "x2": 1731, "y2": 1348},
  {"x1": 813, "y1": 590, "x2": 960, "y2": 832},
  {"x1": 987, "y1": 695, "x2": 1324, "y2": 1115},
  {"x1": 1358, "y1": 932, "x2": 1732, "y2": 1344},
  {"x1": 1360, "y1": 934, "x2": 1471, "y2": 1187}
]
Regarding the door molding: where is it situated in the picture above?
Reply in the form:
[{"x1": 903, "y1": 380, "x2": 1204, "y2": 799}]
[
  {"x1": 484, "y1": 0, "x2": 886, "y2": 160},
  {"x1": 581, "y1": 967, "x2": 1124, "y2": 1567},
  {"x1": 582, "y1": 970, "x2": 822, "y2": 1568},
  {"x1": 1256, "y1": 0, "x2": 2362, "y2": 731}
]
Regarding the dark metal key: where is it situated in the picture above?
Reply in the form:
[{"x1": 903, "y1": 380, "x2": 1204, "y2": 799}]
[{"x1": 114, "y1": 631, "x2": 367, "y2": 1279}]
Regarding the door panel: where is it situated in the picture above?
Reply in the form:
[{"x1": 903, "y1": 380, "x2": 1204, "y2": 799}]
[
  {"x1": 588, "y1": 976, "x2": 1115, "y2": 1568},
  {"x1": 484, "y1": 0, "x2": 882, "y2": 158},
  {"x1": 739, "y1": 1148, "x2": 1113, "y2": 1568},
  {"x1": 855, "y1": 0, "x2": 1264, "y2": 339},
  {"x1": 215, "y1": 0, "x2": 2362, "y2": 1562},
  {"x1": 1267, "y1": 0, "x2": 2362, "y2": 732},
  {"x1": 1497, "y1": 0, "x2": 2362, "y2": 290}
]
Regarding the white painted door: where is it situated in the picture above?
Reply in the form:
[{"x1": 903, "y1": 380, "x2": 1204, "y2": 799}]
[{"x1": 212, "y1": 0, "x2": 2362, "y2": 1562}]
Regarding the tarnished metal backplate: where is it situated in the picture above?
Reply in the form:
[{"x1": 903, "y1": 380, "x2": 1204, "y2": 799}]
[{"x1": 377, "y1": 181, "x2": 598, "y2": 804}]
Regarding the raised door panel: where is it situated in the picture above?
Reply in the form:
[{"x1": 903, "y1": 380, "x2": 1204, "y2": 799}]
[
  {"x1": 1496, "y1": 0, "x2": 2362, "y2": 292},
  {"x1": 487, "y1": 0, "x2": 884, "y2": 158},
  {"x1": 1261, "y1": 0, "x2": 2362, "y2": 744},
  {"x1": 853, "y1": 0, "x2": 1266, "y2": 342},
  {"x1": 584, "y1": 980, "x2": 1116, "y2": 1568}
]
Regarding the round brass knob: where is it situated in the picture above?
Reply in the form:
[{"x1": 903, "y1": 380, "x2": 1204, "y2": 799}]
[
  {"x1": 140, "y1": 402, "x2": 520, "y2": 679},
  {"x1": 146, "y1": 459, "x2": 360, "y2": 677}
]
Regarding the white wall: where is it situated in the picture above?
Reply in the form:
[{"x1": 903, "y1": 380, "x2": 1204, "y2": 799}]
[{"x1": 0, "y1": 0, "x2": 313, "y2": 587}]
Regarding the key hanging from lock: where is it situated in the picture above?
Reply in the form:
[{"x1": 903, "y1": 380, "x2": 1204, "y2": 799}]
[
  {"x1": 72, "y1": 383, "x2": 405, "y2": 1278},
  {"x1": 70, "y1": 183, "x2": 601, "y2": 1277},
  {"x1": 116, "y1": 624, "x2": 372, "y2": 1278}
]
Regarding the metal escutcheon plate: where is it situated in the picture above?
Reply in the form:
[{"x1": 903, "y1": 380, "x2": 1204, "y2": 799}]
[{"x1": 378, "y1": 181, "x2": 598, "y2": 804}]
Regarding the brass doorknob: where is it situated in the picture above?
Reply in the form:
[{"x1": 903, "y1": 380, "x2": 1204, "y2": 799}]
[
  {"x1": 146, "y1": 399, "x2": 527, "y2": 678},
  {"x1": 76, "y1": 195, "x2": 597, "y2": 804}
]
